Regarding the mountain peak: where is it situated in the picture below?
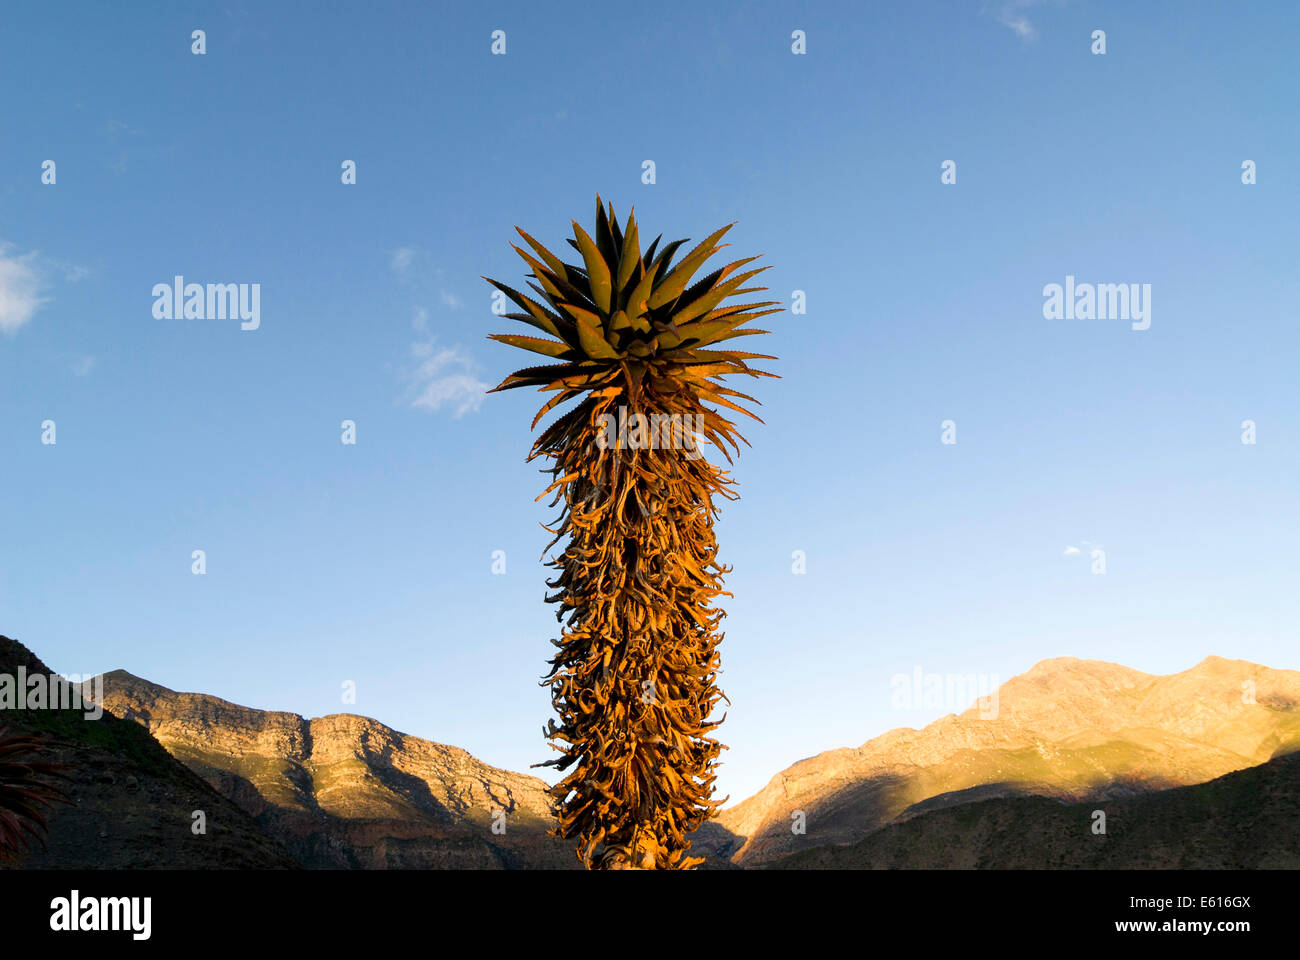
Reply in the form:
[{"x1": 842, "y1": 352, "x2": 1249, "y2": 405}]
[
  {"x1": 1019, "y1": 656, "x2": 1145, "y2": 680},
  {"x1": 709, "y1": 652, "x2": 1300, "y2": 865},
  {"x1": 1188, "y1": 654, "x2": 1256, "y2": 674}
]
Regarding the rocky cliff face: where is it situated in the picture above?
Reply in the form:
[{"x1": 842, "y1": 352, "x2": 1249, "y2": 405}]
[
  {"x1": 706, "y1": 656, "x2": 1300, "y2": 864},
  {"x1": 0, "y1": 635, "x2": 296, "y2": 870},
  {"x1": 84, "y1": 670, "x2": 577, "y2": 869}
]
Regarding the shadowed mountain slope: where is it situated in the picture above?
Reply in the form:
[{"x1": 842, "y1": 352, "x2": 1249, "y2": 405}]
[
  {"x1": 0, "y1": 635, "x2": 296, "y2": 869},
  {"x1": 773, "y1": 748, "x2": 1300, "y2": 869},
  {"x1": 706, "y1": 656, "x2": 1300, "y2": 864}
]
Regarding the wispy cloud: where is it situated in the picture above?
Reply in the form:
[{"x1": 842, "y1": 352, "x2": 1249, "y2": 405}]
[
  {"x1": 59, "y1": 262, "x2": 89, "y2": 283},
  {"x1": 0, "y1": 242, "x2": 89, "y2": 334},
  {"x1": 0, "y1": 244, "x2": 48, "y2": 334},
  {"x1": 1064, "y1": 540, "x2": 1101, "y2": 558},
  {"x1": 402, "y1": 335, "x2": 488, "y2": 417},
  {"x1": 390, "y1": 247, "x2": 416, "y2": 273},
  {"x1": 985, "y1": 0, "x2": 1058, "y2": 42},
  {"x1": 72, "y1": 355, "x2": 96, "y2": 377},
  {"x1": 105, "y1": 118, "x2": 146, "y2": 137},
  {"x1": 394, "y1": 259, "x2": 481, "y2": 413},
  {"x1": 1001, "y1": 10, "x2": 1035, "y2": 41}
]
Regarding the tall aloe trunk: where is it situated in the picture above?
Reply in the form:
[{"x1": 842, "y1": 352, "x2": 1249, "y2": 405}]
[
  {"x1": 486, "y1": 198, "x2": 777, "y2": 868},
  {"x1": 536, "y1": 392, "x2": 734, "y2": 869}
]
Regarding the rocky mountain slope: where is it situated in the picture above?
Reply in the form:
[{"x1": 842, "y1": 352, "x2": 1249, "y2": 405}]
[
  {"x1": 774, "y1": 749, "x2": 1300, "y2": 869},
  {"x1": 703, "y1": 656, "x2": 1300, "y2": 865},
  {"x1": 8, "y1": 632, "x2": 1295, "y2": 871},
  {"x1": 0, "y1": 635, "x2": 296, "y2": 869},
  {"x1": 81, "y1": 669, "x2": 578, "y2": 869}
]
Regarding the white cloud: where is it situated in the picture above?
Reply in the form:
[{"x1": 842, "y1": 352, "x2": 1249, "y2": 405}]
[
  {"x1": 439, "y1": 290, "x2": 463, "y2": 310},
  {"x1": 390, "y1": 247, "x2": 415, "y2": 273},
  {"x1": 72, "y1": 356, "x2": 95, "y2": 376},
  {"x1": 0, "y1": 243, "x2": 88, "y2": 335},
  {"x1": 986, "y1": 0, "x2": 1057, "y2": 42},
  {"x1": 1002, "y1": 13, "x2": 1035, "y2": 40},
  {"x1": 1063, "y1": 546, "x2": 1080, "y2": 556},
  {"x1": 0, "y1": 245, "x2": 50, "y2": 334},
  {"x1": 404, "y1": 339, "x2": 488, "y2": 418}
]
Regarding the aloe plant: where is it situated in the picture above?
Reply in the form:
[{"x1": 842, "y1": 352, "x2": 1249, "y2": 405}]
[
  {"x1": 485, "y1": 197, "x2": 777, "y2": 868},
  {"x1": 0, "y1": 727, "x2": 71, "y2": 861}
]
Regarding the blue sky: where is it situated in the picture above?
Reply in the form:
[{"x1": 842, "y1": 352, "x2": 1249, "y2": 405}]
[{"x1": 2, "y1": 1, "x2": 1297, "y2": 807}]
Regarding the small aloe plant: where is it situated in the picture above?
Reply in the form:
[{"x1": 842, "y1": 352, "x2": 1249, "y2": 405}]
[{"x1": 0, "y1": 727, "x2": 72, "y2": 861}]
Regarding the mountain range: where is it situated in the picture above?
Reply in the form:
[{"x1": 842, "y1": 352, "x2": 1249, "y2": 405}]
[
  {"x1": 82, "y1": 666, "x2": 575, "y2": 869},
  {"x1": 700, "y1": 656, "x2": 1300, "y2": 864},
  {"x1": 3, "y1": 633, "x2": 1297, "y2": 869},
  {"x1": 0, "y1": 634, "x2": 294, "y2": 869}
]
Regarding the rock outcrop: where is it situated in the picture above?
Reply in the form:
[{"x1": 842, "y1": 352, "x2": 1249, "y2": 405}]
[{"x1": 83, "y1": 669, "x2": 577, "y2": 869}]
